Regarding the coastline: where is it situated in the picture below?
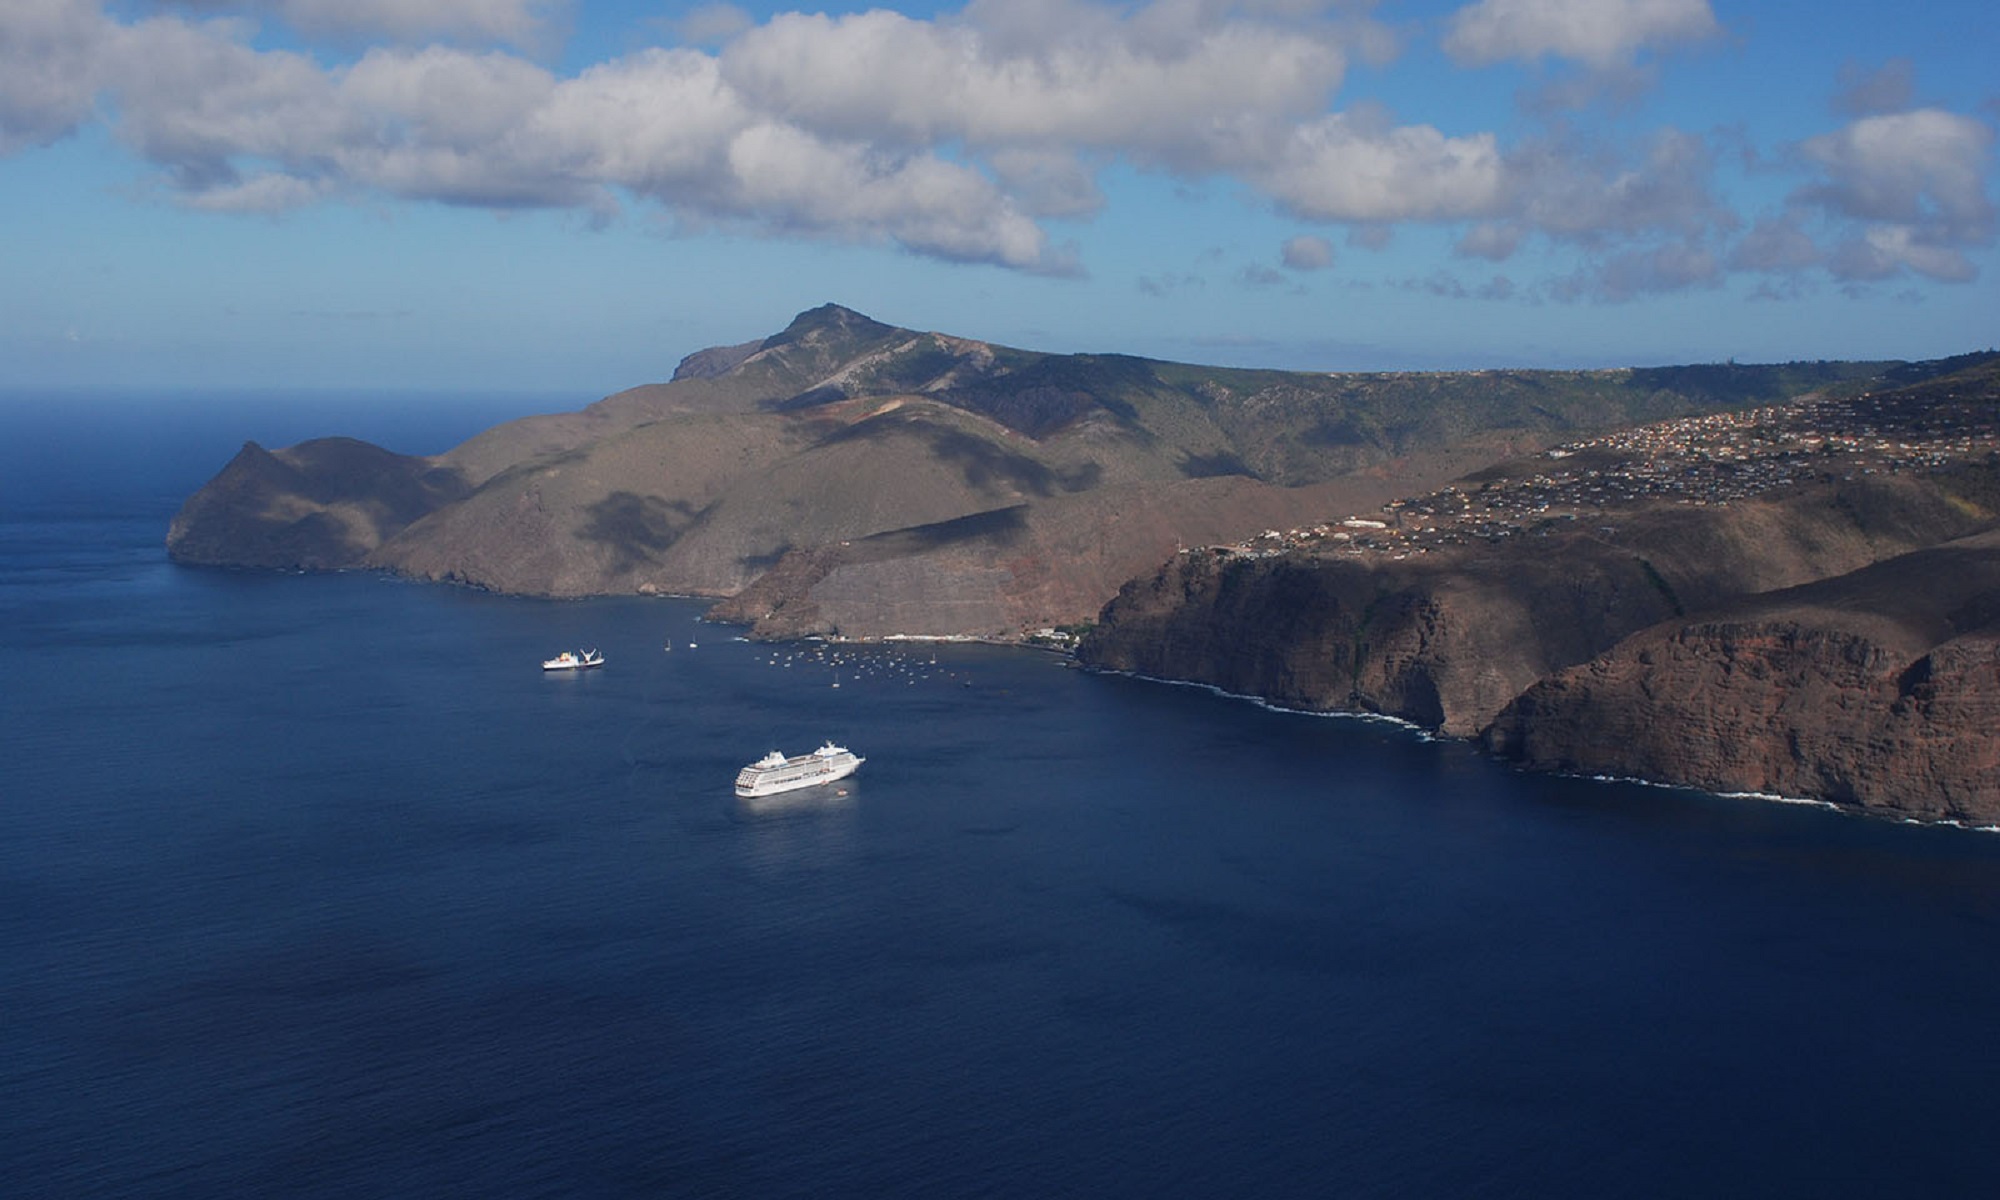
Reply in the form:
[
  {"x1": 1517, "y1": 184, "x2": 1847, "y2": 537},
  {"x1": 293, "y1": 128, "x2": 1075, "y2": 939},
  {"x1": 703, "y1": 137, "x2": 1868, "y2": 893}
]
[{"x1": 1082, "y1": 662, "x2": 2000, "y2": 834}]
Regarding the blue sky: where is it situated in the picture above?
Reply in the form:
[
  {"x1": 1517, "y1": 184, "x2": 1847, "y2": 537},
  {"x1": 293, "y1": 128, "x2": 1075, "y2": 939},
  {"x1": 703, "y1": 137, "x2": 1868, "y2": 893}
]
[{"x1": 3, "y1": 1, "x2": 1996, "y2": 396}]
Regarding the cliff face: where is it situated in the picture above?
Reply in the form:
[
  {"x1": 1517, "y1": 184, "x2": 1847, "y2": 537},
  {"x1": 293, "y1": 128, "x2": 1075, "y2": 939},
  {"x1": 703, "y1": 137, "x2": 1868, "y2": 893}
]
[
  {"x1": 1079, "y1": 542, "x2": 1675, "y2": 734},
  {"x1": 1482, "y1": 534, "x2": 2000, "y2": 822},
  {"x1": 1079, "y1": 354, "x2": 2000, "y2": 818},
  {"x1": 1080, "y1": 473, "x2": 1995, "y2": 737}
]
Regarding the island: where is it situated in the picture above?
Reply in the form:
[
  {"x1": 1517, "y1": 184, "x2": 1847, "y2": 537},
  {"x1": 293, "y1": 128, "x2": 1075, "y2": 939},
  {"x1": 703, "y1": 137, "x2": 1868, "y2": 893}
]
[{"x1": 168, "y1": 305, "x2": 2000, "y2": 821}]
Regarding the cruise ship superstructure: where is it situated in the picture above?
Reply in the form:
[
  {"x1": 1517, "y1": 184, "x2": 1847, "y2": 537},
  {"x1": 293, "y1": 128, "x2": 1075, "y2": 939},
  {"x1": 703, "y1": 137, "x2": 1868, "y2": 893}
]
[{"x1": 735, "y1": 742, "x2": 863, "y2": 798}]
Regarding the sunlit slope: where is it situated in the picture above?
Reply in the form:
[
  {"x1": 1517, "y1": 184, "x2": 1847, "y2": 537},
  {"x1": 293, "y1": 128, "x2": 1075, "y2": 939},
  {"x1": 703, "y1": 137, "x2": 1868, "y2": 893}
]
[{"x1": 170, "y1": 302, "x2": 1939, "y2": 635}]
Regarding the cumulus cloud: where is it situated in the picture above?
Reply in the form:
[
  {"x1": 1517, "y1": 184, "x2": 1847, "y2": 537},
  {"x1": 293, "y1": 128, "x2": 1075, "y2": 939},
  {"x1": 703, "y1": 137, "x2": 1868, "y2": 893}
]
[
  {"x1": 1506, "y1": 128, "x2": 1731, "y2": 244},
  {"x1": 986, "y1": 147, "x2": 1105, "y2": 219},
  {"x1": 2, "y1": 1, "x2": 1988, "y2": 296},
  {"x1": 1796, "y1": 109, "x2": 1993, "y2": 235},
  {"x1": 0, "y1": 0, "x2": 1386, "y2": 274},
  {"x1": 1255, "y1": 111, "x2": 1506, "y2": 222},
  {"x1": 0, "y1": 0, "x2": 114, "y2": 154},
  {"x1": 1828, "y1": 225, "x2": 1979, "y2": 284},
  {"x1": 11, "y1": 7, "x2": 1068, "y2": 270},
  {"x1": 1443, "y1": 0, "x2": 1720, "y2": 68},
  {"x1": 179, "y1": 170, "x2": 332, "y2": 212},
  {"x1": 104, "y1": 18, "x2": 348, "y2": 194},
  {"x1": 1793, "y1": 108, "x2": 1995, "y2": 281},
  {"x1": 718, "y1": 4, "x2": 1350, "y2": 173},
  {"x1": 1453, "y1": 126, "x2": 1746, "y2": 298}
]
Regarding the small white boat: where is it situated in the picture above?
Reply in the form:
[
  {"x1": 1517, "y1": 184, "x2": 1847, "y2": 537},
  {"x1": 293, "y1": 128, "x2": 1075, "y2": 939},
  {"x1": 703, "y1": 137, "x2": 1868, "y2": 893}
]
[
  {"x1": 542, "y1": 648, "x2": 604, "y2": 671},
  {"x1": 734, "y1": 742, "x2": 863, "y2": 798}
]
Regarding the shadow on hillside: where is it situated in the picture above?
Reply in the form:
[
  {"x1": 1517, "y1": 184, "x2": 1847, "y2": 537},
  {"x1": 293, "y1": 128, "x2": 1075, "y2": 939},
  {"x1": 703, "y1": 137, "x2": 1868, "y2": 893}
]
[
  {"x1": 854, "y1": 505, "x2": 1031, "y2": 559},
  {"x1": 921, "y1": 427, "x2": 1102, "y2": 496},
  {"x1": 1179, "y1": 450, "x2": 1257, "y2": 479},
  {"x1": 579, "y1": 491, "x2": 700, "y2": 573}
]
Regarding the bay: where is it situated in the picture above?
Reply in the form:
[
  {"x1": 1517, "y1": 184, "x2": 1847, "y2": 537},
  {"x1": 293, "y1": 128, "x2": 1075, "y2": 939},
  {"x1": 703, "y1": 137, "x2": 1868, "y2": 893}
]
[{"x1": 4, "y1": 395, "x2": 1997, "y2": 1198}]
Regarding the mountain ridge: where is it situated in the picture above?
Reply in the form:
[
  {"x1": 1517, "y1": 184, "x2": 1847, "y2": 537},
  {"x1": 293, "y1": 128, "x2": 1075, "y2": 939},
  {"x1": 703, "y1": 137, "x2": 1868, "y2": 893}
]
[{"x1": 167, "y1": 304, "x2": 1974, "y2": 644}]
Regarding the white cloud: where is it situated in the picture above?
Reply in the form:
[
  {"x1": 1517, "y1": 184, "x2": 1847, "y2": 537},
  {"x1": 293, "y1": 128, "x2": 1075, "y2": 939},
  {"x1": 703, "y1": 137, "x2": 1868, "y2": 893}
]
[
  {"x1": 1443, "y1": 0, "x2": 1719, "y2": 69},
  {"x1": 41, "y1": 12, "x2": 1066, "y2": 270},
  {"x1": 987, "y1": 147, "x2": 1105, "y2": 218},
  {"x1": 1793, "y1": 107, "x2": 1994, "y2": 282},
  {"x1": 341, "y1": 46, "x2": 557, "y2": 149},
  {"x1": 1460, "y1": 128, "x2": 1742, "y2": 296},
  {"x1": 1828, "y1": 225, "x2": 1979, "y2": 284},
  {"x1": 178, "y1": 169, "x2": 331, "y2": 211},
  {"x1": 1797, "y1": 109, "x2": 1993, "y2": 238},
  {"x1": 1507, "y1": 128, "x2": 1729, "y2": 243},
  {"x1": 104, "y1": 15, "x2": 347, "y2": 189},
  {"x1": 5, "y1": 1, "x2": 1988, "y2": 297},
  {"x1": 528, "y1": 49, "x2": 753, "y2": 202},
  {"x1": 0, "y1": 0, "x2": 115, "y2": 154},
  {"x1": 718, "y1": 4, "x2": 1348, "y2": 175},
  {"x1": 721, "y1": 121, "x2": 1065, "y2": 270},
  {"x1": 1256, "y1": 112, "x2": 1506, "y2": 222}
]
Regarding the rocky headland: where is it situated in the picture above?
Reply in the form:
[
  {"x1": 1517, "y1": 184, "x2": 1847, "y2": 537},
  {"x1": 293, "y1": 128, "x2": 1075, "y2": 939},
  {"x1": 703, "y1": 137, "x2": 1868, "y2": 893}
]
[
  {"x1": 1481, "y1": 529, "x2": 2000, "y2": 823},
  {"x1": 1080, "y1": 356, "x2": 2000, "y2": 820}
]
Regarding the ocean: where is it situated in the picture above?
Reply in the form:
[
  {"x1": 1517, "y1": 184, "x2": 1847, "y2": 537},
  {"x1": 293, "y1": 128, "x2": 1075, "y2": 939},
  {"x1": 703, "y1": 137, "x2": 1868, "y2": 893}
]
[{"x1": 5, "y1": 392, "x2": 1999, "y2": 1198}]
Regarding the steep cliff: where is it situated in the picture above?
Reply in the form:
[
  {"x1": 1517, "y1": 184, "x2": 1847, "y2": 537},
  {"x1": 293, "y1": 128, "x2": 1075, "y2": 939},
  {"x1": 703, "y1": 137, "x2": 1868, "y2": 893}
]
[
  {"x1": 1482, "y1": 532, "x2": 2000, "y2": 822},
  {"x1": 1080, "y1": 471, "x2": 1996, "y2": 736}
]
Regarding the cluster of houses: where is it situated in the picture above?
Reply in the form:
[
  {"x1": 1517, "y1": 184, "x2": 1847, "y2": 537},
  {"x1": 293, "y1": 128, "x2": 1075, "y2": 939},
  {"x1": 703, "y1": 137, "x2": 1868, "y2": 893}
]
[{"x1": 1213, "y1": 381, "x2": 2000, "y2": 562}]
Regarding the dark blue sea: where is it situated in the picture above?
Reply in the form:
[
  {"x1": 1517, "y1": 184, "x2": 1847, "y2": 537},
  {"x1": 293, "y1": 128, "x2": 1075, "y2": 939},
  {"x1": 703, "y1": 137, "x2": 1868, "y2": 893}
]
[{"x1": 5, "y1": 392, "x2": 1999, "y2": 1199}]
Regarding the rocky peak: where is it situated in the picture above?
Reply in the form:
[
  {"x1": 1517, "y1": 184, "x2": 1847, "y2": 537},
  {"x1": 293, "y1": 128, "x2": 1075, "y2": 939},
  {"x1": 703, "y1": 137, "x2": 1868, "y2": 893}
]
[
  {"x1": 762, "y1": 303, "x2": 900, "y2": 352},
  {"x1": 665, "y1": 305, "x2": 910, "y2": 386}
]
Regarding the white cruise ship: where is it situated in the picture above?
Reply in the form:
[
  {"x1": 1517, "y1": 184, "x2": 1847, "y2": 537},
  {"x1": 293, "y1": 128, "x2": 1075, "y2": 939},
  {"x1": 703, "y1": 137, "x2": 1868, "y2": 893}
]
[{"x1": 734, "y1": 742, "x2": 863, "y2": 798}]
